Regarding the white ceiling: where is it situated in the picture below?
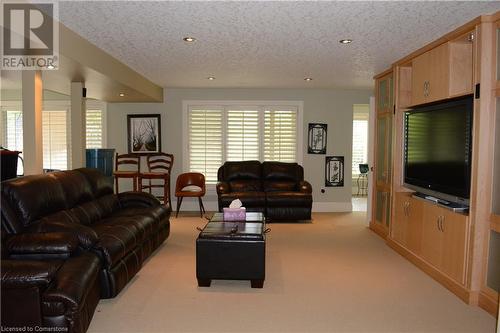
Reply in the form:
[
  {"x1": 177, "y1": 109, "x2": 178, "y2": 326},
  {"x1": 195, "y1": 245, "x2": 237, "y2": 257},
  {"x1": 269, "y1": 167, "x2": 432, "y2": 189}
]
[{"x1": 58, "y1": 1, "x2": 500, "y2": 89}]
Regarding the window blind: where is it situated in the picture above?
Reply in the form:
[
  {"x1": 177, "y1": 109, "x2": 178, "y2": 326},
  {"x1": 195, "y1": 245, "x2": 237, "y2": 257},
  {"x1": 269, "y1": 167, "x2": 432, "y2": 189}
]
[
  {"x1": 188, "y1": 109, "x2": 223, "y2": 184},
  {"x1": 86, "y1": 109, "x2": 103, "y2": 148},
  {"x1": 226, "y1": 110, "x2": 260, "y2": 161},
  {"x1": 264, "y1": 109, "x2": 297, "y2": 162},
  {"x1": 42, "y1": 111, "x2": 68, "y2": 170}
]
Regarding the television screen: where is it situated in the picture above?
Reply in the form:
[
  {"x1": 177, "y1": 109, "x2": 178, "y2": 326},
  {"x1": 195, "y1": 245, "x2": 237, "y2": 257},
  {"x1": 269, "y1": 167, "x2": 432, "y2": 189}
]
[{"x1": 404, "y1": 96, "x2": 473, "y2": 201}]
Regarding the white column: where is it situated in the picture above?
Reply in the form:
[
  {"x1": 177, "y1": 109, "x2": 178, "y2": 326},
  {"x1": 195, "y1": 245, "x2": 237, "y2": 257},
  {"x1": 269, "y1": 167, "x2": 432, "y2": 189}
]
[
  {"x1": 70, "y1": 82, "x2": 86, "y2": 168},
  {"x1": 22, "y1": 71, "x2": 43, "y2": 175}
]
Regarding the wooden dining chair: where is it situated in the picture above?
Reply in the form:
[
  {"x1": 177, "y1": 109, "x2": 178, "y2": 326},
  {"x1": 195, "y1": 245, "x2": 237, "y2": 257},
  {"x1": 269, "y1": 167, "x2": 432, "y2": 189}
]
[
  {"x1": 138, "y1": 153, "x2": 174, "y2": 207},
  {"x1": 175, "y1": 172, "x2": 206, "y2": 218},
  {"x1": 113, "y1": 153, "x2": 140, "y2": 193}
]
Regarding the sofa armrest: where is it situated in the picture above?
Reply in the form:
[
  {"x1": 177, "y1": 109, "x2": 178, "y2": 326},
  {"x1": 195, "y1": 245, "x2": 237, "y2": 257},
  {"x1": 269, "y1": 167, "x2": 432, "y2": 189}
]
[
  {"x1": 299, "y1": 181, "x2": 312, "y2": 194},
  {"x1": 118, "y1": 191, "x2": 160, "y2": 208},
  {"x1": 28, "y1": 220, "x2": 98, "y2": 250},
  {"x1": 1, "y1": 259, "x2": 61, "y2": 289},
  {"x1": 5, "y1": 232, "x2": 80, "y2": 260},
  {"x1": 216, "y1": 181, "x2": 230, "y2": 195},
  {"x1": 42, "y1": 252, "x2": 100, "y2": 313}
]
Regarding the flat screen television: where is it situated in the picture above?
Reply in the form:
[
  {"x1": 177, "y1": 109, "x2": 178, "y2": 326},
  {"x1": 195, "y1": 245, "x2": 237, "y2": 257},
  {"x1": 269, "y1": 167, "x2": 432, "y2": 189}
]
[{"x1": 404, "y1": 96, "x2": 473, "y2": 205}]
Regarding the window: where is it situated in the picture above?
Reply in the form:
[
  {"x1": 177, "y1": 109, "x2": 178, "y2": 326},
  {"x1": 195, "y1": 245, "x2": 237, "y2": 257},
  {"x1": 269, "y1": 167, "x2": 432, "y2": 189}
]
[
  {"x1": 264, "y1": 109, "x2": 297, "y2": 162},
  {"x1": 86, "y1": 109, "x2": 103, "y2": 148},
  {"x1": 42, "y1": 110, "x2": 68, "y2": 170},
  {"x1": 226, "y1": 109, "x2": 260, "y2": 161},
  {"x1": 188, "y1": 108, "x2": 223, "y2": 184},
  {"x1": 185, "y1": 101, "x2": 302, "y2": 184},
  {"x1": 352, "y1": 104, "x2": 369, "y2": 177}
]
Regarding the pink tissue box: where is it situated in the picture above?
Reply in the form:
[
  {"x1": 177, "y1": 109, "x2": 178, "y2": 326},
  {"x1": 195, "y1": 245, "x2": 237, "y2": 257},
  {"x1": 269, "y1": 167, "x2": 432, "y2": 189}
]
[{"x1": 223, "y1": 207, "x2": 246, "y2": 221}]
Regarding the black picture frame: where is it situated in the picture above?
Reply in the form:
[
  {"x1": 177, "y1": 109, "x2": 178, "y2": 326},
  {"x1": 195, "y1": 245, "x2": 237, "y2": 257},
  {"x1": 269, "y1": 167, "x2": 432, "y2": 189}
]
[
  {"x1": 325, "y1": 156, "x2": 344, "y2": 187},
  {"x1": 308, "y1": 123, "x2": 327, "y2": 154},
  {"x1": 127, "y1": 114, "x2": 161, "y2": 154}
]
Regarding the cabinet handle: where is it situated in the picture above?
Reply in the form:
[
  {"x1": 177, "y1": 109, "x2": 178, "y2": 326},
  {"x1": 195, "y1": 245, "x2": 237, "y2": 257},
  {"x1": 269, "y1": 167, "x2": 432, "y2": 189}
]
[
  {"x1": 436, "y1": 217, "x2": 440, "y2": 231},
  {"x1": 427, "y1": 81, "x2": 430, "y2": 97},
  {"x1": 440, "y1": 215, "x2": 445, "y2": 232}
]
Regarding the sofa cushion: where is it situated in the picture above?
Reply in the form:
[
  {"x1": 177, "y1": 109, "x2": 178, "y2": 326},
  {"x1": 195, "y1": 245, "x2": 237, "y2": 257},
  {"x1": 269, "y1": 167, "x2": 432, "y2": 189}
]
[
  {"x1": 229, "y1": 180, "x2": 262, "y2": 192},
  {"x1": 93, "y1": 221, "x2": 141, "y2": 266},
  {"x1": 266, "y1": 191, "x2": 313, "y2": 207},
  {"x1": 263, "y1": 181, "x2": 297, "y2": 192},
  {"x1": 111, "y1": 205, "x2": 169, "y2": 231},
  {"x1": 1, "y1": 175, "x2": 66, "y2": 228},
  {"x1": 49, "y1": 171, "x2": 93, "y2": 208},
  {"x1": 262, "y1": 162, "x2": 303, "y2": 182},
  {"x1": 76, "y1": 168, "x2": 114, "y2": 198},
  {"x1": 223, "y1": 161, "x2": 261, "y2": 181},
  {"x1": 220, "y1": 192, "x2": 266, "y2": 208}
]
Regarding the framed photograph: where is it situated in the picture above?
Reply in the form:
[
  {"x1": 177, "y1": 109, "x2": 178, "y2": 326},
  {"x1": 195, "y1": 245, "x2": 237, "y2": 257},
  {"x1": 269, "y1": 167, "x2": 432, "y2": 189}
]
[
  {"x1": 127, "y1": 114, "x2": 161, "y2": 154},
  {"x1": 325, "y1": 156, "x2": 344, "y2": 187},
  {"x1": 308, "y1": 123, "x2": 327, "y2": 154}
]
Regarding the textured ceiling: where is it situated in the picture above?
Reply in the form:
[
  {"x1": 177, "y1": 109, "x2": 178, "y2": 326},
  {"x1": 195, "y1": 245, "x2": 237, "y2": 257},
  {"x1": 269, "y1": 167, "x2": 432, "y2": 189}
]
[{"x1": 58, "y1": 1, "x2": 500, "y2": 89}]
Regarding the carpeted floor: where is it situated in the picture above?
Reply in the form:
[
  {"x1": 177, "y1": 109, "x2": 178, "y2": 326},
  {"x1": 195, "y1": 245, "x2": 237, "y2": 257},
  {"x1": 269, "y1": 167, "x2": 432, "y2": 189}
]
[{"x1": 88, "y1": 212, "x2": 495, "y2": 333}]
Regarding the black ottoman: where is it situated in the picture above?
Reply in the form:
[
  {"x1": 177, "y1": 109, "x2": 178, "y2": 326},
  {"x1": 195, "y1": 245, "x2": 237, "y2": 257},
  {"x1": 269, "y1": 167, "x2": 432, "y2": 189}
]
[{"x1": 196, "y1": 220, "x2": 266, "y2": 288}]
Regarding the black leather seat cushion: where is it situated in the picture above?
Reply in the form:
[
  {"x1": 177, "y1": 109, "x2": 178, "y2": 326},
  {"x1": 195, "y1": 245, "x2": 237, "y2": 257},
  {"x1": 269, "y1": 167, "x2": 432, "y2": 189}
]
[
  {"x1": 266, "y1": 191, "x2": 312, "y2": 207},
  {"x1": 93, "y1": 220, "x2": 141, "y2": 266},
  {"x1": 220, "y1": 192, "x2": 266, "y2": 208}
]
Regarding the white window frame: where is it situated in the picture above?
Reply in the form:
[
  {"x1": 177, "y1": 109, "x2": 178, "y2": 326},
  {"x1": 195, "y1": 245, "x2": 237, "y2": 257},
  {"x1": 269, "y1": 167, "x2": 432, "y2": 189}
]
[{"x1": 182, "y1": 100, "x2": 304, "y2": 178}]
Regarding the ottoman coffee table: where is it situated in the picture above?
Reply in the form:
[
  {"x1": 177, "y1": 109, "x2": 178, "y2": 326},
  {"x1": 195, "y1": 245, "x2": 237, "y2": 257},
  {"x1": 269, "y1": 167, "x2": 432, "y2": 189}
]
[{"x1": 196, "y1": 212, "x2": 266, "y2": 288}]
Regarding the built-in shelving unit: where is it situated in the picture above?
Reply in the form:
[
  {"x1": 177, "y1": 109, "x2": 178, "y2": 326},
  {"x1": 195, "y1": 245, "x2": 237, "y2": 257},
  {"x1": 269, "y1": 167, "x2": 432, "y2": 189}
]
[{"x1": 372, "y1": 12, "x2": 500, "y2": 317}]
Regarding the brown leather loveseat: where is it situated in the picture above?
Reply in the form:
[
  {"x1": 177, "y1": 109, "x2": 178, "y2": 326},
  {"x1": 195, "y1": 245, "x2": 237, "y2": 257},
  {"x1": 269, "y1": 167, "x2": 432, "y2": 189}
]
[
  {"x1": 216, "y1": 161, "x2": 312, "y2": 221},
  {"x1": 1, "y1": 168, "x2": 170, "y2": 332}
]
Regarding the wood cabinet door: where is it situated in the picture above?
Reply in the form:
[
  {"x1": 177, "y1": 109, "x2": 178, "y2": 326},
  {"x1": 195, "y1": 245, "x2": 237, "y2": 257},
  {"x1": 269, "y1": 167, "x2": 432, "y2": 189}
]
[
  {"x1": 392, "y1": 192, "x2": 409, "y2": 246},
  {"x1": 441, "y1": 212, "x2": 468, "y2": 284},
  {"x1": 375, "y1": 115, "x2": 388, "y2": 185},
  {"x1": 377, "y1": 73, "x2": 393, "y2": 113},
  {"x1": 406, "y1": 197, "x2": 424, "y2": 255},
  {"x1": 427, "y1": 43, "x2": 450, "y2": 103},
  {"x1": 421, "y1": 204, "x2": 444, "y2": 268},
  {"x1": 411, "y1": 51, "x2": 429, "y2": 106}
]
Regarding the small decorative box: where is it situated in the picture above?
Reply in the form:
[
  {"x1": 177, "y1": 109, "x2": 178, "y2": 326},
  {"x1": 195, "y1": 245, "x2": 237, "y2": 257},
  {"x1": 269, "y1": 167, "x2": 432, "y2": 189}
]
[{"x1": 223, "y1": 207, "x2": 246, "y2": 221}]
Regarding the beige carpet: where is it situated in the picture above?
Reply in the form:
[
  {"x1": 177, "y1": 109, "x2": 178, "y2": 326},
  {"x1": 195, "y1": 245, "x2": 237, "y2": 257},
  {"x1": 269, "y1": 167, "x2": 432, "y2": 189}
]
[{"x1": 88, "y1": 212, "x2": 495, "y2": 333}]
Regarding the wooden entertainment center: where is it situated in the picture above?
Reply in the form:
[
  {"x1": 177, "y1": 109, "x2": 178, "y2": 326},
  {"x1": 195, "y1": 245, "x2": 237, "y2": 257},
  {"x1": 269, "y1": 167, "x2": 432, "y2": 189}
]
[{"x1": 371, "y1": 11, "x2": 500, "y2": 316}]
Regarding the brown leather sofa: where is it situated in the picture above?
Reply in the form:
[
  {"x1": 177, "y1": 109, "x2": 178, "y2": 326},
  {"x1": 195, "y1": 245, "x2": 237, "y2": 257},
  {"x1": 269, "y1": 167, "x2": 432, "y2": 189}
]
[
  {"x1": 1, "y1": 168, "x2": 170, "y2": 332},
  {"x1": 216, "y1": 161, "x2": 312, "y2": 220}
]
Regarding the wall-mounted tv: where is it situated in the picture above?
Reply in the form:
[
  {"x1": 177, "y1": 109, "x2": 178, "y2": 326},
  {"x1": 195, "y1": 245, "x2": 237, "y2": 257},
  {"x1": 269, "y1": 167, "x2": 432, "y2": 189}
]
[{"x1": 404, "y1": 96, "x2": 473, "y2": 205}]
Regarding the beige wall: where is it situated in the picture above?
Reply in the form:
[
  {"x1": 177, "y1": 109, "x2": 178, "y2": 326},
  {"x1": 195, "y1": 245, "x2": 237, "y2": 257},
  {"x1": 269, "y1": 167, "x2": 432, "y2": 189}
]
[{"x1": 107, "y1": 88, "x2": 373, "y2": 211}]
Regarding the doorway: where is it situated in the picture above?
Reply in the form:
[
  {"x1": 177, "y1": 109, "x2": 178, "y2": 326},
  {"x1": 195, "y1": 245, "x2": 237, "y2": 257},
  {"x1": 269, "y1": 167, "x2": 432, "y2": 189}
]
[{"x1": 352, "y1": 103, "x2": 370, "y2": 213}]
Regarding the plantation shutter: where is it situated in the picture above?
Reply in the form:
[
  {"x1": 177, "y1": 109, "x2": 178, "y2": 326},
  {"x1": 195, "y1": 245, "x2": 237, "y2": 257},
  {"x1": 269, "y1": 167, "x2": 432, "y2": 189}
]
[
  {"x1": 189, "y1": 108, "x2": 223, "y2": 184},
  {"x1": 226, "y1": 109, "x2": 260, "y2": 161},
  {"x1": 4, "y1": 110, "x2": 23, "y2": 152},
  {"x1": 42, "y1": 111, "x2": 68, "y2": 170},
  {"x1": 264, "y1": 109, "x2": 297, "y2": 162},
  {"x1": 86, "y1": 109, "x2": 103, "y2": 148}
]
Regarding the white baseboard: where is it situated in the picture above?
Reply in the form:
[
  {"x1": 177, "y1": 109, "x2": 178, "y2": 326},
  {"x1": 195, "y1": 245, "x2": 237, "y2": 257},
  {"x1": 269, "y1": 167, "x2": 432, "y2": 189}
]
[
  {"x1": 172, "y1": 199, "x2": 352, "y2": 213},
  {"x1": 312, "y1": 202, "x2": 353, "y2": 212}
]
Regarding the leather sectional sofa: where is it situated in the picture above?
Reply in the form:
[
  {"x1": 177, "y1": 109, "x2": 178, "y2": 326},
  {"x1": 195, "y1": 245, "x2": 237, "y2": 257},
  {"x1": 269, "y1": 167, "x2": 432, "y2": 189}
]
[
  {"x1": 1, "y1": 168, "x2": 170, "y2": 332},
  {"x1": 216, "y1": 161, "x2": 313, "y2": 220}
]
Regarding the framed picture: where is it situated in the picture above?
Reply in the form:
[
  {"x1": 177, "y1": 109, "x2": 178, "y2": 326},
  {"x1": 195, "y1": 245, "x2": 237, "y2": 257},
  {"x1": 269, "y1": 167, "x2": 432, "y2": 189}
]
[
  {"x1": 308, "y1": 123, "x2": 327, "y2": 154},
  {"x1": 127, "y1": 114, "x2": 161, "y2": 154},
  {"x1": 325, "y1": 156, "x2": 344, "y2": 187}
]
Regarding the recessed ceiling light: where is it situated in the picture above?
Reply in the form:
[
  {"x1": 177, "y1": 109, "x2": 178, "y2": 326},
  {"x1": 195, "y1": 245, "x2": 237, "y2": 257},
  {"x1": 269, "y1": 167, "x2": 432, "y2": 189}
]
[
  {"x1": 183, "y1": 37, "x2": 196, "y2": 42},
  {"x1": 304, "y1": 77, "x2": 313, "y2": 81},
  {"x1": 47, "y1": 64, "x2": 55, "y2": 69},
  {"x1": 207, "y1": 76, "x2": 215, "y2": 80},
  {"x1": 339, "y1": 39, "x2": 353, "y2": 44},
  {"x1": 119, "y1": 93, "x2": 125, "y2": 97}
]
